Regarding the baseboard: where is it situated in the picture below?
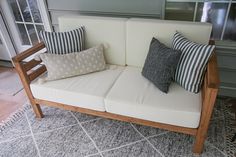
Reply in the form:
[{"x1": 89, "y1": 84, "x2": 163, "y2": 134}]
[{"x1": 0, "y1": 60, "x2": 13, "y2": 68}]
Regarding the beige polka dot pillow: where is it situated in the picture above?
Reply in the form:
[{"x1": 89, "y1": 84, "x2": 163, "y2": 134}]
[{"x1": 37, "y1": 44, "x2": 106, "y2": 82}]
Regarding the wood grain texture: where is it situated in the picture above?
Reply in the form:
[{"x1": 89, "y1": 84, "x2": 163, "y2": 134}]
[
  {"x1": 208, "y1": 40, "x2": 220, "y2": 89},
  {"x1": 193, "y1": 87, "x2": 218, "y2": 154},
  {"x1": 35, "y1": 99, "x2": 197, "y2": 136},
  {"x1": 13, "y1": 61, "x2": 44, "y2": 118},
  {"x1": 23, "y1": 59, "x2": 42, "y2": 72},
  {"x1": 193, "y1": 43, "x2": 220, "y2": 154},
  {"x1": 12, "y1": 43, "x2": 46, "y2": 118},
  {"x1": 28, "y1": 65, "x2": 46, "y2": 81},
  {"x1": 207, "y1": 52, "x2": 220, "y2": 89},
  {"x1": 12, "y1": 42, "x2": 45, "y2": 62}
]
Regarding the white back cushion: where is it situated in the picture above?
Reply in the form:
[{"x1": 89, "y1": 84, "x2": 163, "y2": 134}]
[
  {"x1": 59, "y1": 15, "x2": 127, "y2": 65},
  {"x1": 126, "y1": 18, "x2": 213, "y2": 67}
]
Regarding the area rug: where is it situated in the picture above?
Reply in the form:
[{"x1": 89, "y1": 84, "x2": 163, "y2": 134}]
[
  {"x1": 0, "y1": 98, "x2": 235, "y2": 157},
  {"x1": 0, "y1": 103, "x2": 31, "y2": 132},
  {"x1": 0, "y1": 67, "x2": 23, "y2": 96}
]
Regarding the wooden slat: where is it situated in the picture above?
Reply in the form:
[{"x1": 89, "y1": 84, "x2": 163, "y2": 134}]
[
  {"x1": 14, "y1": 62, "x2": 44, "y2": 118},
  {"x1": 23, "y1": 59, "x2": 42, "y2": 71},
  {"x1": 207, "y1": 40, "x2": 220, "y2": 89},
  {"x1": 12, "y1": 42, "x2": 45, "y2": 62},
  {"x1": 29, "y1": 65, "x2": 46, "y2": 81},
  {"x1": 208, "y1": 40, "x2": 215, "y2": 45},
  {"x1": 193, "y1": 87, "x2": 218, "y2": 154},
  {"x1": 194, "y1": 42, "x2": 220, "y2": 154},
  {"x1": 207, "y1": 52, "x2": 220, "y2": 89},
  {"x1": 35, "y1": 99, "x2": 197, "y2": 136}
]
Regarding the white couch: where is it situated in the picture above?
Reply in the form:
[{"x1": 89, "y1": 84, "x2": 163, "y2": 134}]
[
  {"x1": 31, "y1": 15, "x2": 212, "y2": 128},
  {"x1": 13, "y1": 16, "x2": 219, "y2": 154}
]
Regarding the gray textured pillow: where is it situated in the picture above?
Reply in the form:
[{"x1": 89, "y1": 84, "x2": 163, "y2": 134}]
[
  {"x1": 142, "y1": 38, "x2": 181, "y2": 93},
  {"x1": 38, "y1": 44, "x2": 106, "y2": 81}
]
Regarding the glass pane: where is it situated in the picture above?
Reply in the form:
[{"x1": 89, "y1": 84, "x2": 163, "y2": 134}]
[
  {"x1": 35, "y1": 25, "x2": 44, "y2": 35},
  {"x1": 165, "y1": 2, "x2": 195, "y2": 21},
  {"x1": 196, "y1": 2, "x2": 228, "y2": 40},
  {"x1": 28, "y1": 0, "x2": 42, "y2": 23},
  {"x1": 17, "y1": 24, "x2": 30, "y2": 45},
  {"x1": 223, "y1": 4, "x2": 236, "y2": 41},
  {"x1": 18, "y1": 0, "x2": 32, "y2": 22},
  {"x1": 26, "y1": 24, "x2": 38, "y2": 45},
  {"x1": 8, "y1": 0, "x2": 22, "y2": 22}
]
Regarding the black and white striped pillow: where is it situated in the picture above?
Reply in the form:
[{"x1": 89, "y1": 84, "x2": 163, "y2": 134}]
[
  {"x1": 172, "y1": 32, "x2": 215, "y2": 93},
  {"x1": 39, "y1": 27, "x2": 85, "y2": 54}
]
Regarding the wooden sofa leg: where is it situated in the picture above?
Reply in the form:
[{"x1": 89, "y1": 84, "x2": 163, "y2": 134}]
[
  {"x1": 31, "y1": 102, "x2": 44, "y2": 118},
  {"x1": 193, "y1": 132, "x2": 206, "y2": 154},
  {"x1": 193, "y1": 88, "x2": 218, "y2": 154}
]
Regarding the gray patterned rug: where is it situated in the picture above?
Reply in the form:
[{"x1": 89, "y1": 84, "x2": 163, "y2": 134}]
[{"x1": 0, "y1": 98, "x2": 235, "y2": 157}]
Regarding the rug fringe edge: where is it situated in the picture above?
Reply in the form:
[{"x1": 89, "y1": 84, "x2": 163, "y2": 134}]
[{"x1": 0, "y1": 103, "x2": 31, "y2": 132}]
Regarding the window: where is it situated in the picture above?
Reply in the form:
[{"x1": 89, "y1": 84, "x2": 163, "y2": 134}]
[
  {"x1": 196, "y1": 2, "x2": 228, "y2": 40},
  {"x1": 165, "y1": 1, "x2": 236, "y2": 41},
  {"x1": 8, "y1": 0, "x2": 44, "y2": 46},
  {"x1": 165, "y1": 2, "x2": 196, "y2": 21},
  {"x1": 223, "y1": 3, "x2": 236, "y2": 40}
]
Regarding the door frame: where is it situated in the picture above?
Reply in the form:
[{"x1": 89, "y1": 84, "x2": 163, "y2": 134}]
[
  {"x1": 0, "y1": 11, "x2": 16, "y2": 62},
  {"x1": 37, "y1": 0, "x2": 52, "y2": 32}
]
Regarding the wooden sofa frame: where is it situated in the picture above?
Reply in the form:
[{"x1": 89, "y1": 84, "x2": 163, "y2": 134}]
[{"x1": 12, "y1": 41, "x2": 219, "y2": 154}]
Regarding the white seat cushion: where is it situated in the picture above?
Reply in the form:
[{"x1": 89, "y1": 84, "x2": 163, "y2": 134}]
[
  {"x1": 30, "y1": 65, "x2": 124, "y2": 111},
  {"x1": 105, "y1": 66, "x2": 202, "y2": 128}
]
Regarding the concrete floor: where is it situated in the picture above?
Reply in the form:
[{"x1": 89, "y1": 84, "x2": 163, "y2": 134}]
[{"x1": 0, "y1": 66, "x2": 28, "y2": 122}]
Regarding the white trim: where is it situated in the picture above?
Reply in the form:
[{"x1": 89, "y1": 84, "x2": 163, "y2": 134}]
[
  {"x1": 221, "y1": 0, "x2": 232, "y2": 40},
  {"x1": 193, "y1": 2, "x2": 198, "y2": 22},
  {"x1": 15, "y1": 21, "x2": 44, "y2": 25},
  {"x1": 37, "y1": 0, "x2": 52, "y2": 32},
  {"x1": 161, "y1": 0, "x2": 166, "y2": 19},
  {"x1": 0, "y1": 13, "x2": 16, "y2": 63}
]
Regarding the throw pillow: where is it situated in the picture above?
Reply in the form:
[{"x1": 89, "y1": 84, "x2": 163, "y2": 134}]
[
  {"x1": 37, "y1": 44, "x2": 106, "y2": 81},
  {"x1": 39, "y1": 27, "x2": 85, "y2": 54},
  {"x1": 142, "y1": 38, "x2": 181, "y2": 93},
  {"x1": 172, "y1": 31, "x2": 215, "y2": 93}
]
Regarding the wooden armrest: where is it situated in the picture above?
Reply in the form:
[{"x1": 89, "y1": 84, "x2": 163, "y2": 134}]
[
  {"x1": 206, "y1": 52, "x2": 220, "y2": 89},
  {"x1": 12, "y1": 42, "x2": 45, "y2": 62},
  {"x1": 13, "y1": 42, "x2": 47, "y2": 85},
  {"x1": 206, "y1": 40, "x2": 220, "y2": 89}
]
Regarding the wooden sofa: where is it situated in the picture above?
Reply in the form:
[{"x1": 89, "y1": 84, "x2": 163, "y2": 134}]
[{"x1": 12, "y1": 16, "x2": 219, "y2": 154}]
